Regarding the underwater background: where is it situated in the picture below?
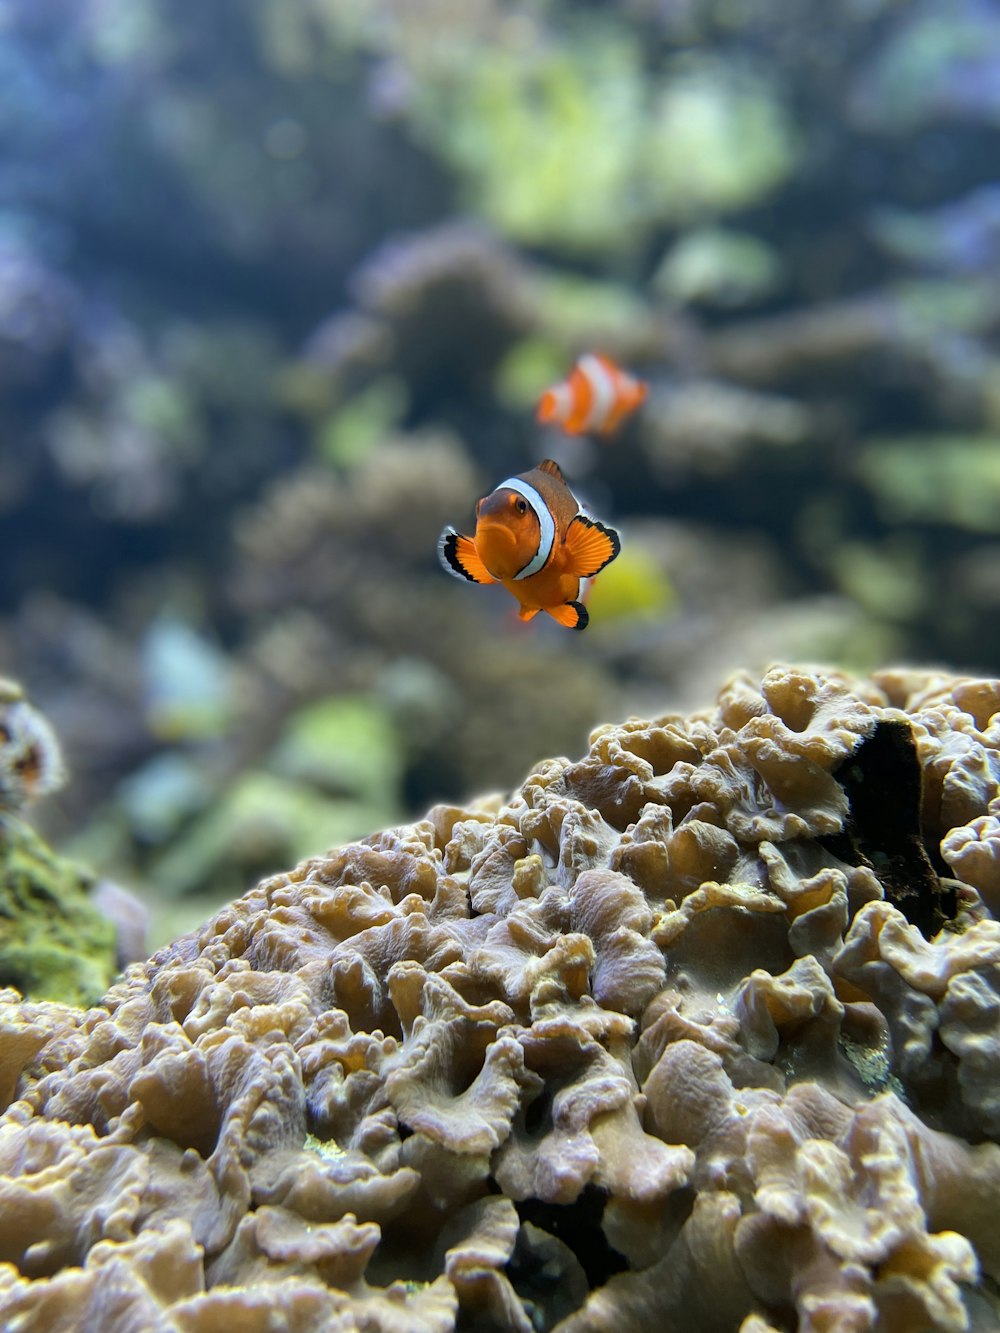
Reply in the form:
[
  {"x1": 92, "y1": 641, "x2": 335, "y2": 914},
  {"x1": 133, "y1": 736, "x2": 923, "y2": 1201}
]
[{"x1": 2, "y1": 0, "x2": 999, "y2": 945}]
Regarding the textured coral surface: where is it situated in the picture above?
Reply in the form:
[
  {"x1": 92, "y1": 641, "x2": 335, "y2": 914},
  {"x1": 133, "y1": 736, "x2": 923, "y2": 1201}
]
[{"x1": 2, "y1": 665, "x2": 1000, "y2": 1331}]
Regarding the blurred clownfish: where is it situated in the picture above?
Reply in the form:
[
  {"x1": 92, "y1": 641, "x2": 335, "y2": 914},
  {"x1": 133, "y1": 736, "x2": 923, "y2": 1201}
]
[
  {"x1": 536, "y1": 353, "x2": 647, "y2": 436},
  {"x1": 438, "y1": 459, "x2": 620, "y2": 631}
]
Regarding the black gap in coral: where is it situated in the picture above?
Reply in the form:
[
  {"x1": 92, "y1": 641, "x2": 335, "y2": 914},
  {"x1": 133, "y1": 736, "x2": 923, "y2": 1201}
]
[
  {"x1": 523, "y1": 1086, "x2": 552, "y2": 1136},
  {"x1": 514, "y1": 1186, "x2": 628, "y2": 1290},
  {"x1": 825, "y1": 720, "x2": 956, "y2": 938}
]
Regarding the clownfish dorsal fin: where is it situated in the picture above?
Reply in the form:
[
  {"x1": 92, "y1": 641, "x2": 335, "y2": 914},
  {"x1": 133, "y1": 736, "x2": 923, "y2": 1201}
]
[
  {"x1": 546, "y1": 600, "x2": 589, "y2": 631},
  {"x1": 536, "y1": 458, "x2": 566, "y2": 483},
  {"x1": 438, "y1": 529, "x2": 497, "y2": 585},
  {"x1": 563, "y1": 514, "x2": 620, "y2": 579}
]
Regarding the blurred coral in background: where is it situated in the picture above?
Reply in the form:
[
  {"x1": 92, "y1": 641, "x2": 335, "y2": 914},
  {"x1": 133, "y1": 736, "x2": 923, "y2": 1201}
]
[{"x1": 1, "y1": 0, "x2": 999, "y2": 936}]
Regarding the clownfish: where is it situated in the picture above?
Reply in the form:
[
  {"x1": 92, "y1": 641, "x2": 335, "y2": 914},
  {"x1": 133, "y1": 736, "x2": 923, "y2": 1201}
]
[
  {"x1": 536, "y1": 353, "x2": 647, "y2": 436},
  {"x1": 438, "y1": 459, "x2": 620, "y2": 631}
]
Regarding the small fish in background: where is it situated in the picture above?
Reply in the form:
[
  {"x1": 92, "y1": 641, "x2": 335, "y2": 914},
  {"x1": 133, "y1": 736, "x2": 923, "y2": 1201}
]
[
  {"x1": 536, "y1": 353, "x2": 648, "y2": 436},
  {"x1": 438, "y1": 459, "x2": 620, "y2": 630}
]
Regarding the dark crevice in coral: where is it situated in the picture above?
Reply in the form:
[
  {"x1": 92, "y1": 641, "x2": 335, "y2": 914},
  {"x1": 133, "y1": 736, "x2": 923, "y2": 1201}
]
[
  {"x1": 824, "y1": 720, "x2": 957, "y2": 937},
  {"x1": 514, "y1": 1186, "x2": 628, "y2": 1290},
  {"x1": 759, "y1": 1300, "x2": 797, "y2": 1333},
  {"x1": 503, "y1": 1225, "x2": 586, "y2": 1332},
  {"x1": 454, "y1": 1309, "x2": 516, "y2": 1333},
  {"x1": 523, "y1": 1086, "x2": 552, "y2": 1136}
]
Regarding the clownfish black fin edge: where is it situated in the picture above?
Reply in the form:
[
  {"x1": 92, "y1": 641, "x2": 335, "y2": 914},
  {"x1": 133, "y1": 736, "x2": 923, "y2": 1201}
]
[
  {"x1": 438, "y1": 528, "x2": 497, "y2": 585},
  {"x1": 546, "y1": 600, "x2": 589, "y2": 631},
  {"x1": 563, "y1": 514, "x2": 621, "y2": 579}
]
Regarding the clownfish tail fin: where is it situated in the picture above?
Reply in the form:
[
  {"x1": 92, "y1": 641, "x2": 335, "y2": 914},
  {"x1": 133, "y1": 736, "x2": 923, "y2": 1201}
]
[
  {"x1": 438, "y1": 529, "x2": 497, "y2": 585},
  {"x1": 563, "y1": 514, "x2": 621, "y2": 579},
  {"x1": 546, "y1": 600, "x2": 589, "y2": 631}
]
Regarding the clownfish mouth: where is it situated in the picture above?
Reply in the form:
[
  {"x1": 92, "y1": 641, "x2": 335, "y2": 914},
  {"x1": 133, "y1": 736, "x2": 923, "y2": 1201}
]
[{"x1": 475, "y1": 518, "x2": 533, "y2": 581}]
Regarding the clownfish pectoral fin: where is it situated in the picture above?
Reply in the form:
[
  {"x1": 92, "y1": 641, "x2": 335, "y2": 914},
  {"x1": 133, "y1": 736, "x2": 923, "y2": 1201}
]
[
  {"x1": 546, "y1": 600, "x2": 589, "y2": 631},
  {"x1": 517, "y1": 605, "x2": 541, "y2": 622},
  {"x1": 563, "y1": 514, "x2": 621, "y2": 579},
  {"x1": 438, "y1": 529, "x2": 497, "y2": 585},
  {"x1": 537, "y1": 458, "x2": 567, "y2": 484}
]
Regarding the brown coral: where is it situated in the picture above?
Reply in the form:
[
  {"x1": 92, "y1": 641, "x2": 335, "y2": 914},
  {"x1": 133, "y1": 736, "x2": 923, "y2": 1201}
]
[{"x1": 1, "y1": 664, "x2": 1000, "y2": 1329}]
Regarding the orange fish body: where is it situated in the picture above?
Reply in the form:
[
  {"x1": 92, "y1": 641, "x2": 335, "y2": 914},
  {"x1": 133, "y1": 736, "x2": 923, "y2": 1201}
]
[
  {"x1": 438, "y1": 459, "x2": 620, "y2": 630},
  {"x1": 536, "y1": 353, "x2": 647, "y2": 436}
]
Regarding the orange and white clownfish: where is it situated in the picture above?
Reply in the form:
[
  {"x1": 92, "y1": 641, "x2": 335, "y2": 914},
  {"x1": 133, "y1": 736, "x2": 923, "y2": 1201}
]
[
  {"x1": 536, "y1": 353, "x2": 647, "y2": 436},
  {"x1": 438, "y1": 459, "x2": 620, "y2": 631}
]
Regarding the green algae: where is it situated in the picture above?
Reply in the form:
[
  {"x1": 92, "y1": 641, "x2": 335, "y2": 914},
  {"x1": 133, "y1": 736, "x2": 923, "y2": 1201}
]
[
  {"x1": 830, "y1": 540, "x2": 927, "y2": 623},
  {"x1": 644, "y1": 60, "x2": 799, "y2": 222},
  {"x1": 494, "y1": 338, "x2": 569, "y2": 412},
  {"x1": 406, "y1": 27, "x2": 797, "y2": 252},
  {"x1": 67, "y1": 694, "x2": 405, "y2": 934},
  {"x1": 411, "y1": 35, "x2": 646, "y2": 252},
  {"x1": 122, "y1": 375, "x2": 200, "y2": 450},
  {"x1": 530, "y1": 272, "x2": 658, "y2": 350},
  {"x1": 858, "y1": 435, "x2": 1000, "y2": 533},
  {"x1": 148, "y1": 770, "x2": 396, "y2": 901},
  {"x1": 316, "y1": 379, "x2": 409, "y2": 468},
  {"x1": 587, "y1": 544, "x2": 677, "y2": 629},
  {"x1": 653, "y1": 227, "x2": 784, "y2": 309},
  {"x1": 269, "y1": 694, "x2": 402, "y2": 806},
  {"x1": 894, "y1": 278, "x2": 1000, "y2": 339},
  {"x1": 0, "y1": 817, "x2": 117, "y2": 1007}
]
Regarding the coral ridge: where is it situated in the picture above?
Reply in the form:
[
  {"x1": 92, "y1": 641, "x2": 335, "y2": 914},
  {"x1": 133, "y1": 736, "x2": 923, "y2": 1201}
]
[{"x1": 1, "y1": 665, "x2": 1000, "y2": 1330}]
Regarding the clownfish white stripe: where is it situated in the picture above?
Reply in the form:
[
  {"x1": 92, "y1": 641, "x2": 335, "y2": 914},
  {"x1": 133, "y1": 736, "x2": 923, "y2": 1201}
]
[
  {"x1": 578, "y1": 353, "x2": 617, "y2": 431},
  {"x1": 547, "y1": 382, "x2": 573, "y2": 421},
  {"x1": 498, "y1": 477, "x2": 555, "y2": 580}
]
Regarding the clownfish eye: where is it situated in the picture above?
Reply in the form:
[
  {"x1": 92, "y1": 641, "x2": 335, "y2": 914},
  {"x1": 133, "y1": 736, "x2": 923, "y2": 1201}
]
[{"x1": 515, "y1": 498, "x2": 527, "y2": 514}]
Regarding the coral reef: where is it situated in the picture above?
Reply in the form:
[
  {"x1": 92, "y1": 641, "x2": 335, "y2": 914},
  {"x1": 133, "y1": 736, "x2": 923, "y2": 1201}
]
[{"x1": 2, "y1": 664, "x2": 999, "y2": 1329}]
